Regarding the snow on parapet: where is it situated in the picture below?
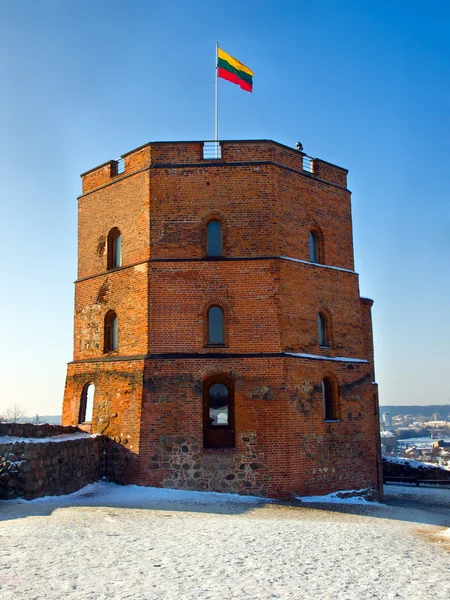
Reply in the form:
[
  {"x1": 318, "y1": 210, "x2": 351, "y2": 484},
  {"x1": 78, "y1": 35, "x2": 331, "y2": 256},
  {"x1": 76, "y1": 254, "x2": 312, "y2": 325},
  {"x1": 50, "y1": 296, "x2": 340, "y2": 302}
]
[
  {"x1": 285, "y1": 352, "x2": 368, "y2": 363},
  {"x1": 0, "y1": 432, "x2": 99, "y2": 445},
  {"x1": 383, "y1": 455, "x2": 436, "y2": 469},
  {"x1": 280, "y1": 256, "x2": 357, "y2": 274}
]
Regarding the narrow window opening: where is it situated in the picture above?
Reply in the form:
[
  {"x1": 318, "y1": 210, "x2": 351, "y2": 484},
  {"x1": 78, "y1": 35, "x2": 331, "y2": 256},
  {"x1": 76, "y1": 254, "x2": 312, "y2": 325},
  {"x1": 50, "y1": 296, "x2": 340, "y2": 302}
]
[
  {"x1": 79, "y1": 383, "x2": 95, "y2": 424},
  {"x1": 208, "y1": 306, "x2": 224, "y2": 344},
  {"x1": 323, "y1": 377, "x2": 339, "y2": 420},
  {"x1": 203, "y1": 376, "x2": 235, "y2": 448},
  {"x1": 318, "y1": 313, "x2": 328, "y2": 346},
  {"x1": 107, "y1": 228, "x2": 122, "y2": 270},
  {"x1": 207, "y1": 220, "x2": 222, "y2": 257},
  {"x1": 104, "y1": 310, "x2": 118, "y2": 352},
  {"x1": 309, "y1": 231, "x2": 319, "y2": 263},
  {"x1": 113, "y1": 233, "x2": 122, "y2": 267}
]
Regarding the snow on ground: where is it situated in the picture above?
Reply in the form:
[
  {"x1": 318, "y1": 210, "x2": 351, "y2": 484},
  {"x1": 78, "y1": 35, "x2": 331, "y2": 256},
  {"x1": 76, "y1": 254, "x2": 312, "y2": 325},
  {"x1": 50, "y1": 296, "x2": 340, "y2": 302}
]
[
  {"x1": 383, "y1": 482, "x2": 450, "y2": 505},
  {"x1": 380, "y1": 430, "x2": 395, "y2": 437},
  {"x1": 0, "y1": 482, "x2": 449, "y2": 600},
  {"x1": 296, "y1": 489, "x2": 382, "y2": 505}
]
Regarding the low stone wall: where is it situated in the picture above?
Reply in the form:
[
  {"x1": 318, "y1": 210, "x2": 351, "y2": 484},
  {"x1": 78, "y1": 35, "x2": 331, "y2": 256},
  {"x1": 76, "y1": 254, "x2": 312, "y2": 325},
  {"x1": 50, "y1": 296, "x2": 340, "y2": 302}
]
[
  {"x1": 383, "y1": 457, "x2": 450, "y2": 482},
  {"x1": 0, "y1": 425, "x2": 104, "y2": 500}
]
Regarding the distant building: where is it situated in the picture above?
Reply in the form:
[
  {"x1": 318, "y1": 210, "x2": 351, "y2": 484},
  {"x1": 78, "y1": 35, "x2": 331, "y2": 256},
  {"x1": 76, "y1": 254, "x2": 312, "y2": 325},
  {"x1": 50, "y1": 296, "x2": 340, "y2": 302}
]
[
  {"x1": 382, "y1": 411, "x2": 392, "y2": 427},
  {"x1": 424, "y1": 420, "x2": 448, "y2": 428}
]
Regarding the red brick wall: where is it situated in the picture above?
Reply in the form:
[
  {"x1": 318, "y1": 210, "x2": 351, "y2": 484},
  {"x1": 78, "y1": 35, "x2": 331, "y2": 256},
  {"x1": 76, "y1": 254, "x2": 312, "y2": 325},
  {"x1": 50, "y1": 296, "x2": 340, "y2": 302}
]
[
  {"x1": 278, "y1": 260, "x2": 365, "y2": 357},
  {"x1": 78, "y1": 169, "x2": 151, "y2": 279},
  {"x1": 73, "y1": 265, "x2": 149, "y2": 360},
  {"x1": 281, "y1": 357, "x2": 380, "y2": 496},
  {"x1": 149, "y1": 162, "x2": 276, "y2": 259},
  {"x1": 274, "y1": 166, "x2": 354, "y2": 270},
  {"x1": 312, "y1": 158, "x2": 348, "y2": 188},
  {"x1": 149, "y1": 260, "x2": 280, "y2": 353}
]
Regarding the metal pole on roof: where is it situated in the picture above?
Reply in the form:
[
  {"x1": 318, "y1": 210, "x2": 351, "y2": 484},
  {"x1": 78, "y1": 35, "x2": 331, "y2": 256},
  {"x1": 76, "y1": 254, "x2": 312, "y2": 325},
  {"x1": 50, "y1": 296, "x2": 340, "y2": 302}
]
[{"x1": 215, "y1": 42, "x2": 219, "y2": 158}]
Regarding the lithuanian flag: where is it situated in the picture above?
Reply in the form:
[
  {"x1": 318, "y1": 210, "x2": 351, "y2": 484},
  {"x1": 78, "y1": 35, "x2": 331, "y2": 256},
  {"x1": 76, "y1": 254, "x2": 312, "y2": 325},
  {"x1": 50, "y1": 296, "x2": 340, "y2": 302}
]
[{"x1": 217, "y1": 48, "x2": 254, "y2": 93}]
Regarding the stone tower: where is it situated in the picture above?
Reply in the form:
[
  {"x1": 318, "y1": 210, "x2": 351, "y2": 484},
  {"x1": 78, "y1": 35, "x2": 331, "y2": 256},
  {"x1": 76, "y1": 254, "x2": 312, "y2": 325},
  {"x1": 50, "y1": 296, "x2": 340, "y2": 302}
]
[{"x1": 62, "y1": 139, "x2": 382, "y2": 499}]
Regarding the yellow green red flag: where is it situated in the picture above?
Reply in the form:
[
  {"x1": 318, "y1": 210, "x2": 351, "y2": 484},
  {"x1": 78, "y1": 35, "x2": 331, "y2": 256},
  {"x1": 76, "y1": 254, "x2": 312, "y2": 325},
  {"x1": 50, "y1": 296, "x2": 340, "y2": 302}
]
[{"x1": 217, "y1": 48, "x2": 253, "y2": 92}]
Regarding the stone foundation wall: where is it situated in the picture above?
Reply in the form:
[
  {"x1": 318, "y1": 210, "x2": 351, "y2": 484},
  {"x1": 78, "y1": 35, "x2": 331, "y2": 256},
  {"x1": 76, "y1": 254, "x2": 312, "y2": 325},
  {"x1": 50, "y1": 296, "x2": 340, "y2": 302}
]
[
  {"x1": 158, "y1": 432, "x2": 269, "y2": 497},
  {"x1": 0, "y1": 425, "x2": 104, "y2": 500}
]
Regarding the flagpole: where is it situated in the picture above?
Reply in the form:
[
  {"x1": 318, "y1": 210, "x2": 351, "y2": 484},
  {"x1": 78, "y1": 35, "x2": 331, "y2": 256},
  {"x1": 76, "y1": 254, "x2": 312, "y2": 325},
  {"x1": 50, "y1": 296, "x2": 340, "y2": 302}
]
[{"x1": 215, "y1": 42, "x2": 219, "y2": 158}]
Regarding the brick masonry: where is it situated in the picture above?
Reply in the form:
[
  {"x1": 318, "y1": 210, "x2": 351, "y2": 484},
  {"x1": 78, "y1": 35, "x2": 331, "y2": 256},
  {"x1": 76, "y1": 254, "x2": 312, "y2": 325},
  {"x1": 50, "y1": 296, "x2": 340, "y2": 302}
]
[{"x1": 62, "y1": 139, "x2": 383, "y2": 499}]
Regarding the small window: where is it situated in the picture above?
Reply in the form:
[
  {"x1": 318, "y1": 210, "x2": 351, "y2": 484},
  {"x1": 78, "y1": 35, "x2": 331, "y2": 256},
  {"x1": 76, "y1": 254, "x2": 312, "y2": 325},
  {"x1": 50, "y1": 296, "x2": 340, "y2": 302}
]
[
  {"x1": 104, "y1": 310, "x2": 118, "y2": 352},
  {"x1": 203, "y1": 375, "x2": 235, "y2": 448},
  {"x1": 207, "y1": 220, "x2": 222, "y2": 256},
  {"x1": 107, "y1": 228, "x2": 122, "y2": 270},
  {"x1": 207, "y1": 306, "x2": 224, "y2": 344},
  {"x1": 323, "y1": 377, "x2": 339, "y2": 420},
  {"x1": 318, "y1": 313, "x2": 328, "y2": 346},
  {"x1": 79, "y1": 383, "x2": 95, "y2": 423},
  {"x1": 309, "y1": 231, "x2": 320, "y2": 263}
]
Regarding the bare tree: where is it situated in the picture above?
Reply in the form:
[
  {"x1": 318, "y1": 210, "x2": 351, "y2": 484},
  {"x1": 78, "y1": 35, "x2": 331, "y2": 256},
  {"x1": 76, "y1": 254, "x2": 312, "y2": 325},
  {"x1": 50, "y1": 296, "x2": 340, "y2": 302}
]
[{"x1": 2, "y1": 404, "x2": 28, "y2": 423}]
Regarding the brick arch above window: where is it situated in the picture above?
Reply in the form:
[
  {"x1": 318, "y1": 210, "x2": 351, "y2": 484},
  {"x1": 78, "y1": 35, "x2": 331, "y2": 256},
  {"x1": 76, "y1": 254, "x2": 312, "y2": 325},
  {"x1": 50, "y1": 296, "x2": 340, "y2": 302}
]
[
  {"x1": 199, "y1": 295, "x2": 234, "y2": 317},
  {"x1": 197, "y1": 364, "x2": 240, "y2": 380}
]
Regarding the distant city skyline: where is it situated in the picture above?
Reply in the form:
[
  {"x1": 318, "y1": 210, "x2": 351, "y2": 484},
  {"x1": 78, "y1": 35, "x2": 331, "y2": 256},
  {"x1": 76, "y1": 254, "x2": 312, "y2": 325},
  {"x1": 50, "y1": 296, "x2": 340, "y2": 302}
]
[{"x1": 1, "y1": 0, "x2": 449, "y2": 414}]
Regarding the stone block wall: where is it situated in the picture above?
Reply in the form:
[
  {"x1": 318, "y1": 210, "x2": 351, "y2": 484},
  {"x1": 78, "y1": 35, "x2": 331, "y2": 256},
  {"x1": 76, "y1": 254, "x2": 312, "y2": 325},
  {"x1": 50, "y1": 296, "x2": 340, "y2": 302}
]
[
  {"x1": 0, "y1": 424, "x2": 104, "y2": 500},
  {"x1": 382, "y1": 457, "x2": 450, "y2": 482}
]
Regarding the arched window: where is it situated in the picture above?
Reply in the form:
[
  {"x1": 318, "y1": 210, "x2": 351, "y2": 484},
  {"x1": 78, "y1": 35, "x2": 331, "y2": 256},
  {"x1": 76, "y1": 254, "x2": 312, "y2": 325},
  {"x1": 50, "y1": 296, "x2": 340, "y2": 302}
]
[
  {"x1": 203, "y1": 375, "x2": 235, "y2": 448},
  {"x1": 207, "y1": 306, "x2": 224, "y2": 345},
  {"x1": 318, "y1": 313, "x2": 329, "y2": 347},
  {"x1": 309, "y1": 230, "x2": 320, "y2": 263},
  {"x1": 104, "y1": 310, "x2": 118, "y2": 352},
  {"x1": 207, "y1": 220, "x2": 222, "y2": 257},
  {"x1": 79, "y1": 383, "x2": 95, "y2": 424},
  {"x1": 107, "y1": 228, "x2": 122, "y2": 270},
  {"x1": 322, "y1": 377, "x2": 339, "y2": 420}
]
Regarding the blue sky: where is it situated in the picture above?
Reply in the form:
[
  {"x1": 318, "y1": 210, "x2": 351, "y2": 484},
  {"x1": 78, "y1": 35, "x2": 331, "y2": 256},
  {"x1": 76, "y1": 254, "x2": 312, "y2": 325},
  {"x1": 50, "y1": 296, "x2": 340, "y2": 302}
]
[{"x1": 1, "y1": 0, "x2": 449, "y2": 415}]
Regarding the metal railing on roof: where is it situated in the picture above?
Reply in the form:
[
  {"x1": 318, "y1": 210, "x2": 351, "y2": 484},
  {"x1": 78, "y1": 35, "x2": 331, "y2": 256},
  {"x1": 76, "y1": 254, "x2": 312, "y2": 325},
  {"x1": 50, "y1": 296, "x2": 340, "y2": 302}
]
[
  {"x1": 116, "y1": 157, "x2": 125, "y2": 174},
  {"x1": 302, "y1": 155, "x2": 314, "y2": 173},
  {"x1": 203, "y1": 141, "x2": 222, "y2": 160}
]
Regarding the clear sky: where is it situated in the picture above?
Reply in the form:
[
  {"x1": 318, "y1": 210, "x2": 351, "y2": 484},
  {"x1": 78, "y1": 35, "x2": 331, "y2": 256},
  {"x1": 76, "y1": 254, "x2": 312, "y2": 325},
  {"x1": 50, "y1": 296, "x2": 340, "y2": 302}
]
[{"x1": 1, "y1": 0, "x2": 449, "y2": 416}]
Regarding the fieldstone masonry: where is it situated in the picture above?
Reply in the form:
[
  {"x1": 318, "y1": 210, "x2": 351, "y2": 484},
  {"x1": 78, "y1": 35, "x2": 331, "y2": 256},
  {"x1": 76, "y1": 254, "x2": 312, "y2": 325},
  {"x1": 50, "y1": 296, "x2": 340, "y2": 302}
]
[
  {"x1": 0, "y1": 424, "x2": 103, "y2": 500},
  {"x1": 157, "y1": 432, "x2": 269, "y2": 496}
]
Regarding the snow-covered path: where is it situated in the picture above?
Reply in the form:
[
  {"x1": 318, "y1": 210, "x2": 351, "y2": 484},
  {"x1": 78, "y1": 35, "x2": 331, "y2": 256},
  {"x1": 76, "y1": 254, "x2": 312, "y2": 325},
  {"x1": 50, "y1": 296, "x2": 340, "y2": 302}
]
[{"x1": 1, "y1": 483, "x2": 449, "y2": 600}]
